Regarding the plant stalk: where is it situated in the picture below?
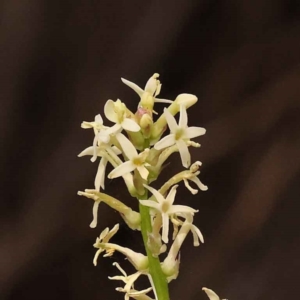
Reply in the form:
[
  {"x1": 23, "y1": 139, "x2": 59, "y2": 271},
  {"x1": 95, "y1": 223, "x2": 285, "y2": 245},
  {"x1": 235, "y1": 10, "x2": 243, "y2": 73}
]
[{"x1": 139, "y1": 191, "x2": 170, "y2": 300}]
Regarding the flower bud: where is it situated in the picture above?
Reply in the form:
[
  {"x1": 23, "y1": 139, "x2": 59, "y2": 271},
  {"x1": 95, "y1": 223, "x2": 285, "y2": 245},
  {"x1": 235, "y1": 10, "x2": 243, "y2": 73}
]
[{"x1": 174, "y1": 93, "x2": 198, "y2": 109}]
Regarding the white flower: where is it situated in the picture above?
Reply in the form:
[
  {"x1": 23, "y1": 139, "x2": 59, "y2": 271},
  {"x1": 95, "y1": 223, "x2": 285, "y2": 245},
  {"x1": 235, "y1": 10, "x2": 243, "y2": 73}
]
[
  {"x1": 121, "y1": 73, "x2": 172, "y2": 107},
  {"x1": 154, "y1": 105, "x2": 206, "y2": 168},
  {"x1": 202, "y1": 288, "x2": 227, "y2": 300},
  {"x1": 81, "y1": 114, "x2": 106, "y2": 132},
  {"x1": 104, "y1": 99, "x2": 140, "y2": 133},
  {"x1": 93, "y1": 224, "x2": 120, "y2": 265},
  {"x1": 139, "y1": 184, "x2": 197, "y2": 243},
  {"x1": 81, "y1": 114, "x2": 111, "y2": 162},
  {"x1": 170, "y1": 213, "x2": 204, "y2": 246},
  {"x1": 93, "y1": 225, "x2": 148, "y2": 270},
  {"x1": 162, "y1": 213, "x2": 201, "y2": 278},
  {"x1": 78, "y1": 145, "x2": 121, "y2": 191},
  {"x1": 127, "y1": 289, "x2": 154, "y2": 300},
  {"x1": 183, "y1": 161, "x2": 208, "y2": 194},
  {"x1": 108, "y1": 133, "x2": 150, "y2": 180},
  {"x1": 109, "y1": 262, "x2": 151, "y2": 300}
]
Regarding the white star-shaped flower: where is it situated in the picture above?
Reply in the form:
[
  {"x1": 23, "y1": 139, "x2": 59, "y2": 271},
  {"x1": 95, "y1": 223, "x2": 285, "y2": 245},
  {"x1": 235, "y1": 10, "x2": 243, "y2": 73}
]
[
  {"x1": 171, "y1": 213, "x2": 204, "y2": 246},
  {"x1": 121, "y1": 73, "x2": 172, "y2": 106},
  {"x1": 183, "y1": 161, "x2": 208, "y2": 194},
  {"x1": 93, "y1": 224, "x2": 119, "y2": 265},
  {"x1": 93, "y1": 225, "x2": 148, "y2": 270},
  {"x1": 104, "y1": 99, "x2": 140, "y2": 133},
  {"x1": 108, "y1": 133, "x2": 150, "y2": 180},
  {"x1": 81, "y1": 114, "x2": 111, "y2": 162},
  {"x1": 109, "y1": 262, "x2": 152, "y2": 300},
  {"x1": 78, "y1": 145, "x2": 121, "y2": 191},
  {"x1": 154, "y1": 105, "x2": 206, "y2": 168},
  {"x1": 139, "y1": 184, "x2": 197, "y2": 243}
]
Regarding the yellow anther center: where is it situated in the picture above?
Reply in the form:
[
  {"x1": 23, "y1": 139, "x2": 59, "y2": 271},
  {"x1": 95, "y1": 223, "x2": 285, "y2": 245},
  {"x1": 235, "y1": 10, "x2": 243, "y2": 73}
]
[
  {"x1": 133, "y1": 157, "x2": 143, "y2": 166},
  {"x1": 175, "y1": 129, "x2": 184, "y2": 140},
  {"x1": 161, "y1": 201, "x2": 170, "y2": 213}
]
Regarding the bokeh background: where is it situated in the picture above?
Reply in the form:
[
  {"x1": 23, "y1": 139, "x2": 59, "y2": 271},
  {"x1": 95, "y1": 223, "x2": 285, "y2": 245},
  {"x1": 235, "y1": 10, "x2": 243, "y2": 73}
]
[{"x1": 1, "y1": 1, "x2": 300, "y2": 299}]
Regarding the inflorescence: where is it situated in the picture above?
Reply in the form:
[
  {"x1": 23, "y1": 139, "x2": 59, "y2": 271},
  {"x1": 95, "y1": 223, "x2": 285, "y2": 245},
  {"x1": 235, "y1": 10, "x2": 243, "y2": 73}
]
[{"x1": 78, "y1": 74, "x2": 227, "y2": 300}]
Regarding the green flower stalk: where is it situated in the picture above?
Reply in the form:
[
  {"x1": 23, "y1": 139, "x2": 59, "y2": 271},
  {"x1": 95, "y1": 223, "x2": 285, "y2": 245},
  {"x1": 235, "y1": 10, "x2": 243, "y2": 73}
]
[{"x1": 78, "y1": 73, "x2": 227, "y2": 299}]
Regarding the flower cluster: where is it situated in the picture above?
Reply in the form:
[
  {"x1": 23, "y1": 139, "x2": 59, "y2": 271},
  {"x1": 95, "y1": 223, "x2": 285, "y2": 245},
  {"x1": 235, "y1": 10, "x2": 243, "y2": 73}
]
[{"x1": 78, "y1": 74, "x2": 226, "y2": 299}]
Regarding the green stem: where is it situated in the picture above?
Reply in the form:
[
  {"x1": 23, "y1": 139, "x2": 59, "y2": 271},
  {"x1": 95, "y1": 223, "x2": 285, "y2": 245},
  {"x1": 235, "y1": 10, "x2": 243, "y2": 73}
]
[{"x1": 139, "y1": 191, "x2": 170, "y2": 300}]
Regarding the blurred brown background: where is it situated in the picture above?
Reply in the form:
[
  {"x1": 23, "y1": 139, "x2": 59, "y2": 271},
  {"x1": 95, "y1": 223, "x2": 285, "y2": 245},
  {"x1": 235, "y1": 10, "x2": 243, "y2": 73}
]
[{"x1": 1, "y1": 0, "x2": 300, "y2": 299}]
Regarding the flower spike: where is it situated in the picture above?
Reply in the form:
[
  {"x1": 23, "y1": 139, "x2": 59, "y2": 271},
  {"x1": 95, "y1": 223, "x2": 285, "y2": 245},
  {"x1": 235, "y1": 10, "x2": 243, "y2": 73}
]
[{"x1": 77, "y1": 72, "x2": 227, "y2": 300}]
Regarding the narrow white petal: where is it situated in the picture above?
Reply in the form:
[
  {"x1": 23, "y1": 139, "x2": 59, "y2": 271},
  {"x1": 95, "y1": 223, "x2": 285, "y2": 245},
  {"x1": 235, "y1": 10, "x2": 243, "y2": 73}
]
[
  {"x1": 166, "y1": 185, "x2": 178, "y2": 206},
  {"x1": 154, "y1": 97, "x2": 173, "y2": 104},
  {"x1": 108, "y1": 161, "x2": 136, "y2": 179},
  {"x1": 183, "y1": 178, "x2": 198, "y2": 194},
  {"x1": 81, "y1": 121, "x2": 93, "y2": 129},
  {"x1": 163, "y1": 108, "x2": 178, "y2": 133},
  {"x1": 137, "y1": 165, "x2": 149, "y2": 180},
  {"x1": 106, "y1": 123, "x2": 122, "y2": 135},
  {"x1": 139, "y1": 200, "x2": 160, "y2": 210},
  {"x1": 116, "y1": 133, "x2": 138, "y2": 159},
  {"x1": 95, "y1": 157, "x2": 107, "y2": 190},
  {"x1": 99, "y1": 227, "x2": 109, "y2": 240},
  {"x1": 95, "y1": 114, "x2": 103, "y2": 124},
  {"x1": 185, "y1": 126, "x2": 206, "y2": 139},
  {"x1": 112, "y1": 261, "x2": 127, "y2": 277},
  {"x1": 93, "y1": 248, "x2": 102, "y2": 266},
  {"x1": 154, "y1": 134, "x2": 175, "y2": 150},
  {"x1": 148, "y1": 274, "x2": 158, "y2": 300},
  {"x1": 98, "y1": 130, "x2": 110, "y2": 143},
  {"x1": 154, "y1": 83, "x2": 162, "y2": 96},
  {"x1": 104, "y1": 100, "x2": 118, "y2": 123},
  {"x1": 91, "y1": 134, "x2": 99, "y2": 162},
  {"x1": 121, "y1": 78, "x2": 144, "y2": 97},
  {"x1": 179, "y1": 105, "x2": 188, "y2": 128},
  {"x1": 143, "y1": 184, "x2": 165, "y2": 203},
  {"x1": 128, "y1": 286, "x2": 153, "y2": 296},
  {"x1": 191, "y1": 224, "x2": 204, "y2": 245},
  {"x1": 123, "y1": 272, "x2": 142, "y2": 291},
  {"x1": 112, "y1": 146, "x2": 122, "y2": 155},
  {"x1": 122, "y1": 118, "x2": 140, "y2": 132},
  {"x1": 144, "y1": 74, "x2": 159, "y2": 95},
  {"x1": 90, "y1": 200, "x2": 101, "y2": 228},
  {"x1": 189, "y1": 176, "x2": 208, "y2": 191},
  {"x1": 202, "y1": 288, "x2": 221, "y2": 300},
  {"x1": 176, "y1": 139, "x2": 191, "y2": 168},
  {"x1": 78, "y1": 146, "x2": 94, "y2": 157},
  {"x1": 168, "y1": 205, "x2": 197, "y2": 215},
  {"x1": 162, "y1": 213, "x2": 169, "y2": 243}
]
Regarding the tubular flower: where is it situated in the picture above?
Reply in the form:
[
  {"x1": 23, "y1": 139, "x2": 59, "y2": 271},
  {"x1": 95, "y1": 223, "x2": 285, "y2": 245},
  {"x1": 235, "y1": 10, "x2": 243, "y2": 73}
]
[
  {"x1": 154, "y1": 105, "x2": 206, "y2": 168},
  {"x1": 108, "y1": 133, "x2": 150, "y2": 180},
  {"x1": 139, "y1": 184, "x2": 197, "y2": 243}
]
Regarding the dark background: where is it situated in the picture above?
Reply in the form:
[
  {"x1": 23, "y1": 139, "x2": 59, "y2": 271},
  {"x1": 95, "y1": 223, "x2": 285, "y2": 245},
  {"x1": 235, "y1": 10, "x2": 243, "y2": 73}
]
[{"x1": 1, "y1": 1, "x2": 300, "y2": 299}]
